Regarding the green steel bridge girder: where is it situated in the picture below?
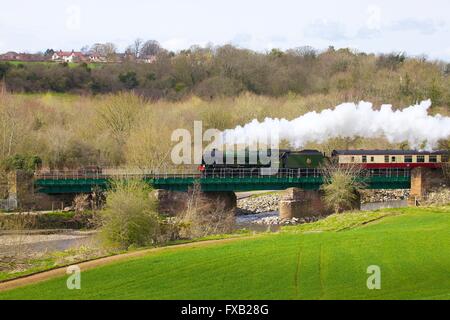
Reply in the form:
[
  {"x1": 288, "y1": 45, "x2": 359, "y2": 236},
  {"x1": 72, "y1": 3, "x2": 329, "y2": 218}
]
[{"x1": 34, "y1": 175, "x2": 412, "y2": 194}]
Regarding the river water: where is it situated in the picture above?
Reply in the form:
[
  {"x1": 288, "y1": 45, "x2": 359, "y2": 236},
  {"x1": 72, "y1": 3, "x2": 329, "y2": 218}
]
[
  {"x1": 0, "y1": 200, "x2": 409, "y2": 256},
  {"x1": 235, "y1": 200, "x2": 409, "y2": 231}
]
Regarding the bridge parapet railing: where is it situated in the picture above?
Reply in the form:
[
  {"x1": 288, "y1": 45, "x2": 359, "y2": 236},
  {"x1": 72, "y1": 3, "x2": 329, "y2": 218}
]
[
  {"x1": 34, "y1": 167, "x2": 411, "y2": 180},
  {"x1": 363, "y1": 168, "x2": 410, "y2": 178},
  {"x1": 34, "y1": 168, "x2": 202, "y2": 181},
  {"x1": 201, "y1": 168, "x2": 410, "y2": 179},
  {"x1": 202, "y1": 168, "x2": 322, "y2": 179}
]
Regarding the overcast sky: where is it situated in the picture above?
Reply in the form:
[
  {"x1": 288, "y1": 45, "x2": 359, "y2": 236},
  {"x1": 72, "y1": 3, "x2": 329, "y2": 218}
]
[{"x1": 1, "y1": 0, "x2": 449, "y2": 60}]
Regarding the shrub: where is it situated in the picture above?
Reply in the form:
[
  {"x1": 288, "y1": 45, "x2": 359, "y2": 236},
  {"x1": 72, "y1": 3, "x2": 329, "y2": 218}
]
[
  {"x1": 119, "y1": 71, "x2": 139, "y2": 89},
  {"x1": 73, "y1": 194, "x2": 90, "y2": 212},
  {"x1": 100, "y1": 179, "x2": 161, "y2": 249},
  {"x1": 321, "y1": 164, "x2": 364, "y2": 214},
  {"x1": 0, "y1": 212, "x2": 98, "y2": 230},
  {"x1": 177, "y1": 185, "x2": 235, "y2": 239},
  {"x1": 1, "y1": 154, "x2": 42, "y2": 172}
]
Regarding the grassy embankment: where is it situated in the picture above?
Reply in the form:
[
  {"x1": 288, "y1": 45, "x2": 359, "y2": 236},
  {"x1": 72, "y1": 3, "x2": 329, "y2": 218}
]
[{"x1": 0, "y1": 206, "x2": 449, "y2": 300}]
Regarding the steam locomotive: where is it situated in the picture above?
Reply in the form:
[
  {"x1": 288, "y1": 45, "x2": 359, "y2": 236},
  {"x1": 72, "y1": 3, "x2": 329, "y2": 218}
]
[{"x1": 199, "y1": 149, "x2": 449, "y2": 172}]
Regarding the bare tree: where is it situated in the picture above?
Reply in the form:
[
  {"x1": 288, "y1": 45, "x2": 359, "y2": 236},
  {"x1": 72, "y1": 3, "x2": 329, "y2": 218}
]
[
  {"x1": 177, "y1": 183, "x2": 235, "y2": 239},
  {"x1": 0, "y1": 92, "x2": 27, "y2": 160},
  {"x1": 80, "y1": 45, "x2": 90, "y2": 54},
  {"x1": 73, "y1": 194, "x2": 90, "y2": 212},
  {"x1": 141, "y1": 40, "x2": 162, "y2": 57},
  {"x1": 125, "y1": 120, "x2": 173, "y2": 170},
  {"x1": 126, "y1": 38, "x2": 143, "y2": 59},
  {"x1": 90, "y1": 43, "x2": 117, "y2": 61},
  {"x1": 95, "y1": 92, "x2": 143, "y2": 146}
]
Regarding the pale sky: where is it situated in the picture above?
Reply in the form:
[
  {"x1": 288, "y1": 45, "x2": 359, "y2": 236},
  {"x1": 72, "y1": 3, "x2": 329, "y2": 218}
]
[{"x1": 1, "y1": 0, "x2": 450, "y2": 60}]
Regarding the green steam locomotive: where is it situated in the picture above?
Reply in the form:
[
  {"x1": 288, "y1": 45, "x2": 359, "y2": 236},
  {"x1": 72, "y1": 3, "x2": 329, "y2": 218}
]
[{"x1": 200, "y1": 149, "x2": 326, "y2": 171}]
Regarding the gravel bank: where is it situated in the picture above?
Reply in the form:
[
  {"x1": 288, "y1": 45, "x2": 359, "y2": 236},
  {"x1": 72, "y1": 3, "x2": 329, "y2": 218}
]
[
  {"x1": 0, "y1": 230, "x2": 98, "y2": 256},
  {"x1": 236, "y1": 211, "x2": 324, "y2": 227},
  {"x1": 422, "y1": 188, "x2": 450, "y2": 206},
  {"x1": 237, "y1": 194, "x2": 280, "y2": 215},
  {"x1": 360, "y1": 189, "x2": 410, "y2": 204}
]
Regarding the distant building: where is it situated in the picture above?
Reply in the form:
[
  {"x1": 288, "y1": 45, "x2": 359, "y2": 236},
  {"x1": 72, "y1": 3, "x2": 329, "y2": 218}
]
[
  {"x1": 116, "y1": 53, "x2": 130, "y2": 63},
  {"x1": 0, "y1": 51, "x2": 47, "y2": 62},
  {"x1": 16, "y1": 53, "x2": 47, "y2": 62},
  {"x1": 88, "y1": 53, "x2": 108, "y2": 63},
  {"x1": 0, "y1": 51, "x2": 19, "y2": 61},
  {"x1": 0, "y1": 49, "x2": 112, "y2": 64},
  {"x1": 140, "y1": 55, "x2": 157, "y2": 64},
  {"x1": 52, "y1": 50, "x2": 87, "y2": 63}
]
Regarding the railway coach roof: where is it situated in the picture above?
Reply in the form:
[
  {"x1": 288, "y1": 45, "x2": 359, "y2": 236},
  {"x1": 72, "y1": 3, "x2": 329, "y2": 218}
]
[
  {"x1": 332, "y1": 150, "x2": 449, "y2": 156},
  {"x1": 288, "y1": 150, "x2": 324, "y2": 156}
]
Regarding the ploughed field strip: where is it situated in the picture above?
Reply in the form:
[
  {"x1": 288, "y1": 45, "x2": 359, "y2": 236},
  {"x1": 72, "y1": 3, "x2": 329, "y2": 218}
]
[{"x1": 1, "y1": 207, "x2": 449, "y2": 300}]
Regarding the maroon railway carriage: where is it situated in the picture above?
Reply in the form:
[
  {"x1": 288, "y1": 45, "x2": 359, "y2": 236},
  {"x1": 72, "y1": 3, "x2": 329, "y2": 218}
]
[{"x1": 332, "y1": 150, "x2": 449, "y2": 169}]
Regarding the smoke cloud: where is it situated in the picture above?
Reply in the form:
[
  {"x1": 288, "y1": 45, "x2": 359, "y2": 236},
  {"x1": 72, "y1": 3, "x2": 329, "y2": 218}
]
[{"x1": 222, "y1": 100, "x2": 450, "y2": 150}]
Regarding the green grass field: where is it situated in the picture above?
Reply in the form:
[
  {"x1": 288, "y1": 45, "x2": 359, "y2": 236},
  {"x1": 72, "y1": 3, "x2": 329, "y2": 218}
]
[{"x1": 1, "y1": 207, "x2": 449, "y2": 300}]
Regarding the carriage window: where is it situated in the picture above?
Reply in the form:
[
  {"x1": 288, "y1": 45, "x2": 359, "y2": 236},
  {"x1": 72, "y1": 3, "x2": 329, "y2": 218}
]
[
  {"x1": 370, "y1": 157, "x2": 375, "y2": 162},
  {"x1": 351, "y1": 156, "x2": 355, "y2": 163},
  {"x1": 391, "y1": 156, "x2": 396, "y2": 163},
  {"x1": 385, "y1": 156, "x2": 389, "y2": 163},
  {"x1": 429, "y1": 155, "x2": 437, "y2": 163},
  {"x1": 405, "y1": 156, "x2": 413, "y2": 163},
  {"x1": 362, "y1": 156, "x2": 367, "y2": 163},
  {"x1": 417, "y1": 155, "x2": 425, "y2": 163},
  {"x1": 443, "y1": 155, "x2": 449, "y2": 163}
]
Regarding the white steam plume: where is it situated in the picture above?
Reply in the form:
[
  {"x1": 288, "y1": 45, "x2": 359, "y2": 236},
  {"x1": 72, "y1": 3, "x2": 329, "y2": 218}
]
[{"x1": 222, "y1": 100, "x2": 450, "y2": 150}]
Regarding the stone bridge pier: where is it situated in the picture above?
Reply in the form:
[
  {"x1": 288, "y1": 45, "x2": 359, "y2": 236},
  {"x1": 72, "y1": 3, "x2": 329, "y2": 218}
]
[
  {"x1": 279, "y1": 188, "x2": 360, "y2": 221},
  {"x1": 0, "y1": 171, "x2": 75, "y2": 211},
  {"x1": 153, "y1": 189, "x2": 237, "y2": 216},
  {"x1": 408, "y1": 167, "x2": 447, "y2": 206}
]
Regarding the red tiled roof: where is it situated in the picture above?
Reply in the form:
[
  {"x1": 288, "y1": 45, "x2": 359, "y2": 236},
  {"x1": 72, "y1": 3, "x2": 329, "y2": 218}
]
[{"x1": 55, "y1": 51, "x2": 85, "y2": 57}]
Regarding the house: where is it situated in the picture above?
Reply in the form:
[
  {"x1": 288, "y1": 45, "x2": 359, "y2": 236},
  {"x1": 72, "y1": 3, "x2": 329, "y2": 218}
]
[
  {"x1": 16, "y1": 53, "x2": 47, "y2": 62},
  {"x1": 0, "y1": 52, "x2": 19, "y2": 61},
  {"x1": 88, "y1": 53, "x2": 107, "y2": 63},
  {"x1": 116, "y1": 53, "x2": 131, "y2": 63},
  {"x1": 140, "y1": 55, "x2": 157, "y2": 64},
  {"x1": 52, "y1": 50, "x2": 87, "y2": 63},
  {"x1": 0, "y1": 52, "x2": 46, "y2": 62}
]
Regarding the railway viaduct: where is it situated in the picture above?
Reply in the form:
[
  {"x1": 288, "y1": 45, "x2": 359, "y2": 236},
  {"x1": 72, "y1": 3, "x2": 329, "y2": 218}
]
[{"x1": 0, "y1": 167, "x2": 447, "y2": 219}]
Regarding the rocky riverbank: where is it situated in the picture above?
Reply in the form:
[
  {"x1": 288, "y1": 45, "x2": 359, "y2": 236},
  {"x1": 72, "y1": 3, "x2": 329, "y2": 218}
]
[
  {"x1": 236, "y1": 212, "x2": 325, "y2": 226},
  {"x1": 237, "y1": 189, "x2": 411, "y2": 215},
  {"x1": 360, "y1": 189, "x2": 410, "y2": 204},
  {"x1": 422, "y1": 188, "x2": 450, "y2": 206},
  {"x1": 237, "y1": 192, "x2": 331, "y2": 226},
  {"x1": 237, "y1": 194, "x2": 281, "y2": 215}
]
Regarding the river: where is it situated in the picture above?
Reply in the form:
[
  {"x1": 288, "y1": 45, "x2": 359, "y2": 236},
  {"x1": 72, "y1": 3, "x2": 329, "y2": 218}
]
[
  {"x1": 0, "y1": 200, "x2": 409, "y2": 256},
  {"x1": 235, "y1": 200, "x2": 409, "y2": 231}
]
